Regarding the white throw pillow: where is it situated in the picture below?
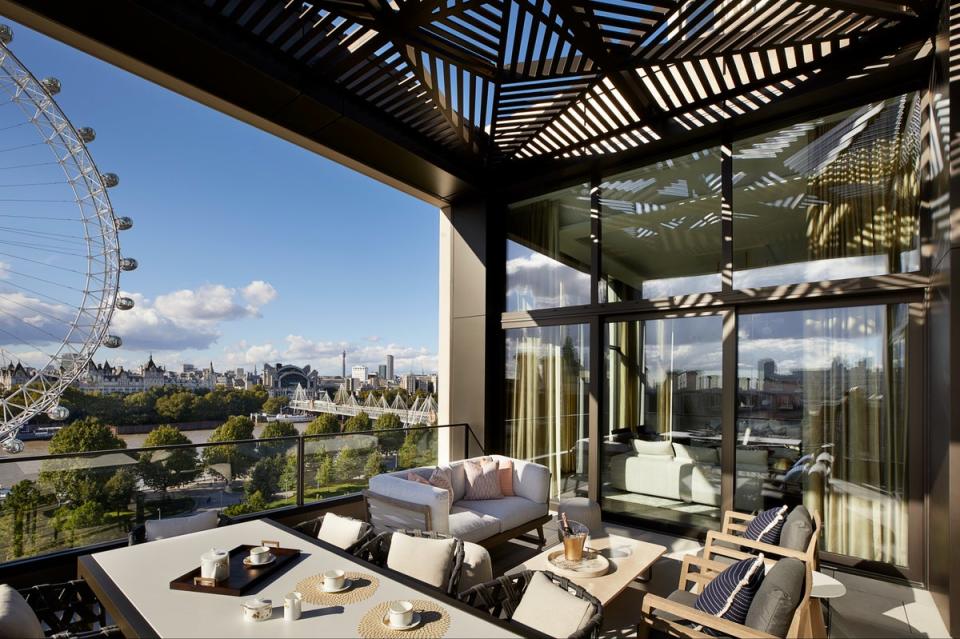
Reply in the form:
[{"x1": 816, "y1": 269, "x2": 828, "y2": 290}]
[
  {"x1": 512, "y1": 572, "x2": 594, "y2": 638},
  {"x1": 673, "y1": 443, "x2": 718, "y2": 464},
  {"x1": 631, "y1": 439, "x2": 674, "y2": 456},
  {"x1": 386, "y1": 533, "x2": 456, "y2": 589},
  {"x1": 317, "y1": 512, "x2": 364, "y2": 549},
  {"x1": 145, "y1": 509, "x2": 219, "y2": 541},
  {"x1": 0, "y1": 584, "x2": 44, "y2": 639}
]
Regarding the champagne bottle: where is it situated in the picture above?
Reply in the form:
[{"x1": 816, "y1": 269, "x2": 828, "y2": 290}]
[{"x1": 560, "y1": 512, "x2": 573, "y2": 536}]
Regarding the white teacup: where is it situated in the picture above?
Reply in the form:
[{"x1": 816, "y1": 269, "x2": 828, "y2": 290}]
[
  {"x1": 389, "y1": 601, "x2": 414, "y2": 628},
  {"x1": 248, "y1": 546, "x2": 271, "y2": 565},
  {"x1": 323, "y1": 569, "x2": 346, "y2": 591}
]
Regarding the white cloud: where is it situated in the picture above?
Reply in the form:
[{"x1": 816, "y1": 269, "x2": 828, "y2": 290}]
[
  {"x1": 155, "y1": 284, "x2": 253, "y2": 322},
  {"x1": 221, "y1": 340, "x2": 281, "y2": 368},
  {"x1": 0, "y1": 261, "x2": 9, "y2": 280},
  {"x1": 0, "y1": 292, "x2": 74, "y2": 347},
  {"x1": 366, "y1": 335, "x2": 381, "y2": 343},
  {"x1": 242, "y1": 281, "x2": 277, "y2": 307}
]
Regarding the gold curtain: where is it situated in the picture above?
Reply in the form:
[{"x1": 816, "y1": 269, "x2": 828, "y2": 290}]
[
  {"x1": 805, "y1": 97, "x2": 920, "y2": 267},
  {"x1": 609, "y1": 322, "x2": 642, "y2": 434},
  {"x1": 801, "y1": 306, "x2": 908, "y2": 566},
  {"x1": 508, "y1": 330, "x2": 584, "y2": 497}
]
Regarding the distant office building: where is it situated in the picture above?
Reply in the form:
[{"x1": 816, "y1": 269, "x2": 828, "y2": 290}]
[
  {"x1": 236, "y1": 368, "x2": 245, "y2": 377},
  {"x1": 351, "y1": 365, "x2": 368, "y2": 382},
  {"x1": 182, "y1": 363, "x2": 195, "y2": 373},
  {"x1": 386, "y1": 355, "x2": 394, "y2": 380},
  {"x1": 378, "y1": 364, "x2": 387, "y2": 379},
  {"x1": 401, "y1": 374, "x2": 416, "y2": 393}
]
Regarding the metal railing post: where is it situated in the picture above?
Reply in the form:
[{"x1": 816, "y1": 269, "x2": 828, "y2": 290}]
[{"x1": 296, "y1": 435, "x2": 305, "y2": 507}]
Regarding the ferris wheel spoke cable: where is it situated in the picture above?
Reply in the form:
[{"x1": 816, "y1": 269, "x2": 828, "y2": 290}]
[
  {"x1": 0, "y1": 250, "x2": 90, "y2": 274},
  {"x1": 2, "y1": 267, "x2": 85, "y2": 292},
  {"x1": 0, "y1": 161, "x2": 58, "y2": 171},
  {"x1": 0, "y1": 304, "x2": 80, "y2": 346},
  {"x1": 0, "y1": 322, "x2": 65, "y2": 363},
  {"x1": 0, "y1": 290, "x2": 81, "y2": 325},
  {"x1": 0, "y1": 226, "x2": 89, "y2": 242},
  {"x1": 0, "y1": 213, "x2": 85, "y2": 221},
  {"x1": 1, "y1": 278, "x2": 90, "y2": 310},
  {"x1": 0, "y1": 238, "x2": 90, "y2": 257}
]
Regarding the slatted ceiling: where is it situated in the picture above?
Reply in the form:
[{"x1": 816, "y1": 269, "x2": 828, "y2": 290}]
[{"x1": 196, "y1": 0, "x2": 929, "y2": 163}]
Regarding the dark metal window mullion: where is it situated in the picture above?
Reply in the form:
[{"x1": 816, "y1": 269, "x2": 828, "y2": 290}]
[{"x1": 588, "y1": 175, "x2": 602, "y2": 503}]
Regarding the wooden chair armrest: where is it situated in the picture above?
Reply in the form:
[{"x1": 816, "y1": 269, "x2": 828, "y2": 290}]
[
  {"x1": 641, "y1": 595, "x2": 776, "y2": 639},
  {"x1": 363, "y1": 490, "x2": 433, "y2": 531}
]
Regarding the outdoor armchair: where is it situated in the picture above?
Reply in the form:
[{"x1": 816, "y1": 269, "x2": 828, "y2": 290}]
[
  {"x1": 356, "y1": 529, "x2": 465, "y2": 596},
  {"x1": 16, "y1": 579, "x2": 121, "y2": 638},
  {"x1": 459, "y1": 569, "x2": 603, "y2": 639},
  {"x1": 704, "y1": 507, "x2": 822, "y2": 569}
]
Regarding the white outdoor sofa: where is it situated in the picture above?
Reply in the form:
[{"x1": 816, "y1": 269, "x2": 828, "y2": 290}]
[{"x1": 364, "y1": 454, "x2": 552, "y2": 548}]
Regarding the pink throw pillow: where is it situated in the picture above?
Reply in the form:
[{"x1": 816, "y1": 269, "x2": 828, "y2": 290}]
[
  {"x1": 429, "y1": 467, "x2": 455, "y2": 508},
  {"x1": 498, "y1": 459, "x2": 515, "y2": 496},
  {"x1": 406, "y1": 472, "x2": 430, "y2": 486}
]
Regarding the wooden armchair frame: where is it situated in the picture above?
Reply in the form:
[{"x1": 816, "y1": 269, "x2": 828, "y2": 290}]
[
  {"x1": 639, "y1": 553, "x2": 817, "y2": 639},
  {"x1": 710, "y1": 509, "x2": 822, "y2": 569}
]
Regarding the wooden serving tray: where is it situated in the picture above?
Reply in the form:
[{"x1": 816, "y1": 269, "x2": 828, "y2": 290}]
[{"x1": 169, "y1": 541, "x2": 301, "y2": 596}]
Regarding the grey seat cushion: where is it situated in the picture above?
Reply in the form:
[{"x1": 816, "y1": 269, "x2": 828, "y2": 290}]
[
  {"x1": 744, "y1": 558, "x2": 805, "y2": 637},
  {"x1": 780, "y1": 506, "x2": 814, "y2": 551},
  {"x1": 695, "y1": 547, "x2": 737, "y2": 566},
  {"x1": 652, "y1": 589, "x2": 699, "y2": 623},
  {"x1": 448, "y1": 506, "x2": 501, "y2": 542},
  {"x1": 455, "y1": 496, "x2": 548, "y2": 532}
]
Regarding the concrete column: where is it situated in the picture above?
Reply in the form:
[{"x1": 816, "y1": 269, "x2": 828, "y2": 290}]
[{"x1": 437, "y1": 196, "x2": 498, "y2": 463}]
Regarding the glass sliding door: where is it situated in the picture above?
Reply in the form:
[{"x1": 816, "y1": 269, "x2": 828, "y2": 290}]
[
  {"x1": 737, "y1": 304, "x2": 910, "y2": 566},
  {"x1": 602, "y1": 315, "x2": 723, "y2": 528},
  {"x1": 504, "y1": 324, "x2": 589, "y2": 500}
]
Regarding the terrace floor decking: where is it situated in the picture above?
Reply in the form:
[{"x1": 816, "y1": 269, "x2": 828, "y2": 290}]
[{"x1": 489, "y1": 518, "x2": 949, "y2": 639}]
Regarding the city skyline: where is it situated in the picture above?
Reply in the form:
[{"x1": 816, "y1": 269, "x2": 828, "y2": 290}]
[{"x1": 0, "y1": 21, "x2": 440, "y2": 376}]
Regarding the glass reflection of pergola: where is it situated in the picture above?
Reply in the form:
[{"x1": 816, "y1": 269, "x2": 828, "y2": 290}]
[{"x1": 2, "y1": 0, "x2": 934, "y2": 205}]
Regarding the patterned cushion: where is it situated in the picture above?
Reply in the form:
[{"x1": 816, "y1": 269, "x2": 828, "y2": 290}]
[
  {"x1": 463, "y1": 459, "x2": 503, "y2": 500},
  {"x1": 429, "y1": 467, "x2": 455, "y2": 509},
  {"x1": 694, "y1": 555, "x2": 765, "y2": 629},
  {"x1": 744, "y1": 506, "x2": 788, "y2": 544},
  {"x1": 406, "y1": 472, "x2": 431, "y2": 486},
  {"x1": 498, "y1": 459, "x2": 515, "y2": 496}
]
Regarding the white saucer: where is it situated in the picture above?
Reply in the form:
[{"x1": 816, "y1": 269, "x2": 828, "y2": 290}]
[
  {"x1": 381, "y1": 612, "x2": 421, "y2": 631},
  {"x1": 322, "y1": 578, "x2": 352, "y2": 593},
  {"x1": 243, "y1": 553, "x2": 276, "y2": 567}
]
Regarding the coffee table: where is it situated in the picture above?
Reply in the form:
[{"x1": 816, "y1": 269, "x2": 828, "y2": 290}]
[{"x1": 506, "y1": 532, "x2": 666, "y2": 606}]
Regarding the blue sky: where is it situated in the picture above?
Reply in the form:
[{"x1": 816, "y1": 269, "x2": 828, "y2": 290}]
[{"x1": 1, "y1": 19, "x2": 440, "y2": 376}]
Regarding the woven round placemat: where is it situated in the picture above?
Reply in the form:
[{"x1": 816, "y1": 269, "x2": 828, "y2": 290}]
[
  {"x1": 296, "y1": 572, "x2": 380, "y2": 606},
  {"x1": 357, "y1": 599, "x2": 451, "y2": 639}
]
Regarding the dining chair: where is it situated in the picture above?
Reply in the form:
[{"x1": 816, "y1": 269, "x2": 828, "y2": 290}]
[
  {"x1": 459, "y1": 570, "x2": 603, "y2": 639},
  {"x1": 293, "y1": 512, "x2": 373, "y2": 554},
  {"x1": 357, "y1": 529, "x2": 465, "y2": 596},
  {"x1": 14, "y1": 579, "x2": 122, "y2": 638},
  {"x1": 128, "y1": 510, "x2": 234, "y2": 545}
]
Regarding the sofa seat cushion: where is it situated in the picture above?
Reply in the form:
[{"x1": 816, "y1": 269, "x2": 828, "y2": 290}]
[
  {"x1": 448, "y1": 506, "x2": 502, "y2": 543},
  {"x1": 456, "y1": 496, "x2": 548, "y2": 533},
  {"x1": 145, "y1": 510, "x2": 219, "y2": 542}
]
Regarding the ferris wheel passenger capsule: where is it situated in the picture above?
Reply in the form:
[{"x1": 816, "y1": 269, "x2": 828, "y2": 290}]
[
  {"x1": 40, "y1": 77, "x2": 61, "y2": 95},
  {"x1": 116, "y1": 297, "x2": 135, "y2": 310},
  {"x1": 2, "y1": 439, "x2": 24, "y2": 454},
  {"x1": 0, "y1": 25, "x2": 12, "y2": 45},
  {"x1": 47, "y1": 405, "x2": 70, "y2": 421},
  {"x1": 77, "y1": 127, "x2": 96, "y2": 143},
  {"x1": 101, "y1": 173, "x2": 119, "y2": 188},
  {"x1": 119, "y1": 257, "x2": 138, "y2": 271},
  {"x1": 103, "y1": 335, "x2": 123, "y2": 348},
  {"x1": 116, "y1": 216, "x2": 133, "y2": 231}
]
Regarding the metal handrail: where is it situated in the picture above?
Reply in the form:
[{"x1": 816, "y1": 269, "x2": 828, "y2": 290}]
[{"x1": 0, "y1": 422, "x2": 476, "y2": 464}]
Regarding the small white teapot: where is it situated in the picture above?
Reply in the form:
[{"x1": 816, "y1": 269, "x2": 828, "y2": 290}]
[{"x1": 200, "y1": 548, "x2": 230, "y2": 582}]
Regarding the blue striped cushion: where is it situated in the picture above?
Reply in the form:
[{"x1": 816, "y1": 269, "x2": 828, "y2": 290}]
[
  {"x1": 694, "y1": 555, "x2": 765, "y2": 630},
  {"x1": 744, "y1": 506, "x2": 788, "y2": 544}
]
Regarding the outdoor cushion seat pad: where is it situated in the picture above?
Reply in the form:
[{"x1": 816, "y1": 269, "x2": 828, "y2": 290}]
[
  {"x1": 386, "y1": 533, "x2": 457, "y2": 589},
  {"x1": 448, "y1": 506, "x2": 501, "y2": 542},
  {"x1": 511, "y1": 571, "x2": 595, "y2": 638},
  {"x1": 454, "y1": 496, "x2": 548, "y2": 532}
]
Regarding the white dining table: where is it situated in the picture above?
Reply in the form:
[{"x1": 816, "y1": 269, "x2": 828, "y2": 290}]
[{"x1": 78, "y1": 518, "x2": 521, "y2": 638}]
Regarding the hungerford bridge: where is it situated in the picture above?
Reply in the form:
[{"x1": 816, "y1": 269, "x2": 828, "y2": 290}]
[{"x1": 289, "y1": 384, "x2": 438, "y2": 426}]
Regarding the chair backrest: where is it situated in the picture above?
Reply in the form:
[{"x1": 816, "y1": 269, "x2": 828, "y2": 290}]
[
  {"x1": 297, "y1": 513, "x2": 373, "y2": 554},
  {"x1": 719, "y1": 506, "x2": 822, "y2": 568},
  {"x1": 129, "y1": 511, "x2": 233, "y2": 545},
  {"x1": 357, "y1": 529, "x2": 465, "y2": 595}
]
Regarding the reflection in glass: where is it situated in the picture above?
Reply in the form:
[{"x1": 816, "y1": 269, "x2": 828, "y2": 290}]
[
  {"x1": 732, "y1": 93, "x2": 921, "y2": 288},
  {"x1": 506, "y1": 184, "x2": 591, "y2": 311},
  {"x1": 601, "y1": 148, "x2": 722, "y2": 301},
  {"x1": 737, "y1": 305, "x2": 908, "y2": 566},
  {"x1": 603, "y1": 316, "x2": 723, "y2": 528},
  {"x1": 505, "y1": 324, "x2": 589, "y2": 500}
]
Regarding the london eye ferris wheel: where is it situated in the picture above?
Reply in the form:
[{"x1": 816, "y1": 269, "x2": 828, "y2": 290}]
[{"x1": 0, "y1": 24, "x2": 135, "y2": 453}]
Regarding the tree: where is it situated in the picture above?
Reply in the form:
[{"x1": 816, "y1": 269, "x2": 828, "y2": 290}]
[
  {"x1": 262, "y1": 395, "x2": 289, "y2": 414},
  {"x1": 201, "y1": 416, "x2": 257, "y2": 484},
  {"x1": 305, "y1": 413, "x2": 339, "y2": 435},
  {"x1": 333, "y1": 447, "x2": 362, "y2": 482},
  {"x1": 315, "y1": 452, "x2": 333, "y2": 488},
  {"x1": 137, "y1": 425, "x2": 199, "y2": 498},
  {"x1": 342, "y1": 411, "x2": 371, "y2": 433},
  {"x1": 155, "y1": 391, "x2": 198, "y2": 423},
  {"x1": 397, "y1": 431, "x2": 419, "y2": 469},
  {"x1": 104, "y1": 468, "x2": 137, "y2": 522},
  {"x1": 245, "y1": 456, "x2": 285, "y2": 500},
  {"x1": 224, "y1": 490, "x2": 268, "y2": 517},
  {"x1": 4, "y1": 480, "x2": 41, "y2": 558},
  {"x1": 41, "y1": 417, "x2": 126, "y2": 506},
  {"x1": 374, "y1": 412, "x2": 404, "y2": 450},
  {"x1": 363, "y1": 450, "x2": 383, "y2": 478},
  {"x1": 258, "y1": 421, "x2": 298, "y2": 458},
  {"x1": 279, "y1": 454, "x2": 298, "y2": 493}
]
